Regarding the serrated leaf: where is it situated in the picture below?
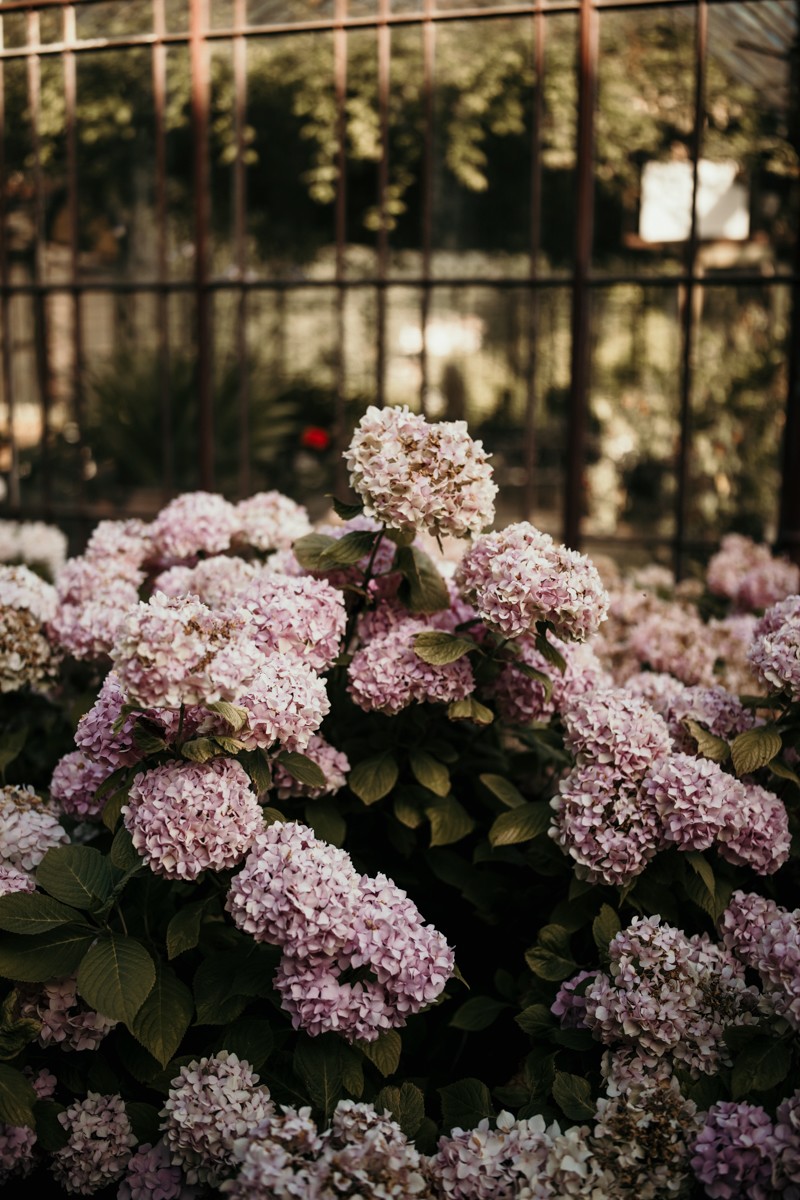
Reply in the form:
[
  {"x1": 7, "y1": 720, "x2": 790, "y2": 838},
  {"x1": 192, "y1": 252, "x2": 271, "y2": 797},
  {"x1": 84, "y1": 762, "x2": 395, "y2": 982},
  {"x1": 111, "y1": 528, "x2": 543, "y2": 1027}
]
[
  {"x1": 213, "y1": 735, "x2": 246, "y2": 755},
  {"x1": 349, "y1": 754, "x2": 398, "y2": 805},
  {"x1": 166, "y1": 900, "x2": 207, "y2": 960},
  {"x1": 205, "y1": 700, "x2": 248, "y2": 732},
  {"x1": 33, "y1": 1100, "x2": 69, "y2": 1151},
  {"x1": 180, "y1": 737, "x2": 218, "y2": 763},
  {"x1": 219, "y1": 1017, "x2": 274, "y2": 1070},
  {"x1": 328, "y1": 496, "x2": 365, "y2": 521},
  {"x1": 770, "y1": 759, "x2": 800, "y2": 785},
  {"x1": 682, "y1": 718, "x2": 730, "y2": 763},
  {"x1": 515, "y1": 1004, "x2": 555, "y2": 1038},
  {"x1": 0, "y1": 893, "x2": 85, "y2": 935},
  {"x1": 0, "y1": 728, "x2": 27, "y2": 772},
  {"x1": 293, "y1": 532, "x2": 337, "y2": 571},
  {"x1": 319, "y1": 529, "x2": 379, "y2": 568},
  {"x1": 130, "y1": 962, "x2": 193, "y2": 1067},
  {"x1": 731, "y1": 725, "x2": 782, "y2": 777},
  {"x1": 409, "y1": 749, "x2": 450, "y2": 797},
  {"x1": 304, "y1": 801, "x2": 346, "y2": 847},
  {"x1": 394, "y1": 545, "x2": 449, "y2": 614},
  {"x1": 450, "y1": 996, "x2": 509, "y2": 1032},
  {"x1": 0, "y1": 926, "x2": 95, "y2": 982},
  {"x1": 592, "y1": 904, "x2": 621, "y2": 955},
  {"x1": 438, "y1": 1078, "x2": 495, "y2": 1132},
  {"x1": 552, "y1": 1071, "x2": 595, "y2": 1120},
  {"x1": 534, "y1": 631, "x2": 567, "y2": 674},
  {"x1": 413, "y1": 631, "x2": 476, "y2": 665},
  {"x1": 0, "y1": 1010, "x2": 41, "y2": 1061},
  {"x1": 375, "y1": 1082, "x2": 425, "y2": 1138},
  {"x1": 357, "y1": 1029, "x2": 402, "y2": 1077},
  {"x1": 279, "y1": 752, "x2": 327, "y2": 790},
  {"x1": 294, "y1": 1035, "x2": 345, "y2": 1118},
  {"x1": 36, "y1": 845, "x2": 113, "y2": 911},
  {"x1": 77, "y1": 934, "x2": 156, "y2": 1026},
  {"x1": 426, "y1": 797, "x2": 476, "y2": 846},
  {"x1": 480, "y1": 773, "x2": 526, "y2": 808},
  {"x1": 0, "y1": 1064, "x2": 36, "y2": 1127},
  {"x1": 731, "y1": 1036, "x2": 791, "y2": 1098},
  {"x1": 489, "y1": 802, "x2": 551, "y2": 847}
]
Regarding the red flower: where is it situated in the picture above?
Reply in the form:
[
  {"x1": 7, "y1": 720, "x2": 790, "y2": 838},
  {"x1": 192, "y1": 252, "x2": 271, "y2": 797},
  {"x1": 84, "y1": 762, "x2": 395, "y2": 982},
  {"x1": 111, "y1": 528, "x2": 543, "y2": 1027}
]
[{"x1": 300, "y1": 426, "x2": 330, "y2": 451}]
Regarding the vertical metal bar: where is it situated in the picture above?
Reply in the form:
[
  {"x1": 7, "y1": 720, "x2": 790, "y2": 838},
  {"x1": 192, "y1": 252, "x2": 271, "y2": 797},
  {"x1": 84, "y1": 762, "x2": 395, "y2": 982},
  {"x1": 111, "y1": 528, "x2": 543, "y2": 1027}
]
[
  {"x1": 564, "y1": 0, "x2": 597, "y2": 548},
  {"x1": 27, "y1": 9, "x2": 51, "y2": 511},
  {"x1": 334, "y1": 0, "x2": 347, "y2": 493},
  {"x1": 0, "y1": 14, "x2": 18, "y2": 508},
  {"x1": 375, "y1": 0, "x2": 390, "y2": 409},
  {"x1": 524, "y1": 4, "x2": 544, "y2": 519},
  {"x1": 190, "y1": 0, "x2": 214, "y2": 490},
  {"x1": 673, "y1": 0, "x2": 706, "y2": 577},
  {"x1": 233, "y1": 0, "x2": 249, "y2": 496},
  {"x1": 419, "y1": 0, "x2": 434, "y2": 417},
  {"x1": 64, "y1": 4, "x2": 85, "y2": 508},
  {"x1": 153, "y1": 0, "x2": 174, "y2": 498}
]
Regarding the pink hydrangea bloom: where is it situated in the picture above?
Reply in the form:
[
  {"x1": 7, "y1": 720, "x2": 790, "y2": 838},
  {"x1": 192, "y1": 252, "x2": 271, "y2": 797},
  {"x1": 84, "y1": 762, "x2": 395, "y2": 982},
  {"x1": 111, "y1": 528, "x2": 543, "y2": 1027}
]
[
  {"x1": 233, "y1": 574, "x2": 346, "y2": 672},
  {"x1": 272, "y1": 734, "x2": 350, "y2": 800},
  {"x1": 344, "y1": 404, "x2": 497, "y2": 538},
  {"x1": 123, "y1": 759, "x2": 262, "y2": 880},
  {"x1": 551, "y1": 970, "x2": 597, "y2": 1029},
  {"x1": 50, "y1": 751, "x2": 112, "y2": 820},
  {"x1": 641, "y1": 753, "x2": 734, "y2": 851},
  {"x1": 562, "y1": 688, "x2": 672, "y2": 779},
  {"x1": 665, "y1": 684, "x2": 755, "y2": 754},
  {"x1": 112, "y1": 592, "x2": 266, "y2": 708},
  {"x1": 52, "y1": 1092, "x2": 136, "y2": 1194},
  {"x1": 229, "y1": 655, "x2": 330, "y2": 753},
  {"x1": 221, "y1": 1106, "x2": 321, "y2": 1200},
  {"x1": 429, "y1": 1111, "x2": 558, "y2": 1200},
  {"x1": 84, "y1": 517, "x2": 151, "y2": 576},
  {"x1": 149, "y1": 491, "x2": 239, "y2": 562},
  {"x1": 273, "y1": 954, "x2": 397, "y2": 1042},
  {"x1": 74, "y1": 672, "x2": 144, "y2": 769},
  {"x1": 0, "y1": 605, "x2": 59, "y2": 692},
  {"x1": 773, "y1": 1090, "x2": 800, "y2": 1193},
  {"x1": 457, "y1": 523, "x2": 608, "y2": 642},
  {"x1": 748, "y1": 595, "x2": 800, "y2": 698},
  {"x1": 717, "y1": 781, "x2": 790, "y2": 876},
  {"x1": 56, "y1": 554, "x2": 144, "y2": 603},
  {"x1": 155, "y1": 556, "x2": 266, "y2": 609},
  {"x1": 160, "y1": 1052, "x2": 274, "y2": 1187},
  {"x1": 0, "y1": 1122, "x2": 36, "y2": 1185},
  {"x1": 629, "y1": 606, "x2": 716, "y2": 685},
  {"x1": 48, "y1": 585, "x2": 141, "y2": 662},
  {"x1": 722, "y1": 891, "x2": 800, "y2": 1029},
  {"x1": 118, "y1": 1139, "x2": 197, "y2": 1200},
  {"x1": 0, "y1": 563, "x2": 57, "y2": 622},
  {"x1": 0, "y1": 863, "x2": 35, "y2": 895},
  {"x1": 485, "y1": 635, "x2": 609, "y2": 727},
  {"x1": 347, "y1": 619, "x2": 473, "y2": 715},
  {"x1": 690, "y1": 1101, "x2": 776, "y2": 1200},
  {"x1": 234, "y1": 491, "x2": 312, "y2": 552},
  {"x1": 0, "y1": 784, "x2": 68, "y2": 870},
  {"x1": 16, "y1": 976, "x2": 117, "y2": 1051},
  {"x1": 623, "y1": 671, "x2": 688, "y2": 719},
  {"x1": 707, "y1": 533, "x2": 800, "y2": 611}
]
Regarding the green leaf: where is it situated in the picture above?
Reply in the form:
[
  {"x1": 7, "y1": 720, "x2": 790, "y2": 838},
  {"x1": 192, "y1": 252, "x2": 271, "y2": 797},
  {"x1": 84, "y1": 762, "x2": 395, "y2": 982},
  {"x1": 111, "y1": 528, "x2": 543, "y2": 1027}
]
[
  {"x1": 240, "y1": 749, "x2": 272, "y2": 795},
  {"x1": 166, "y1": 900, "x2": 207, "y2": 960},
  {"x1": 480, "y1": 774, "x2": 526, "y2": 809},
  {"x1": 213, "y1": 735, "x2": 246, "y2": 755},
  {"x1": 0, "y1": 893, "x2": 85, "y2": 935},
  {"x1": 293, "y1": 532, "x2": 337, "y2": 571},
  {"x1": 102, "y1": 787, "x2": 128, "y2": 832},
  {"x1": 448, "y1": 697, "x2": 494, "y2": 725},
  {"x1": 357, "y1": 1029, "x2": 402, "y2": 1077},
  {"x1": 33, "y1": 1100, "x2": 69, "y2": 1151},
  {"x1": 293, "y1": 1035, "x2": 345, "y2": 1118},
  {"x1": 180, "y1": 737, "x2": 219, "y2": 764},
  {"x1": 438, "y1": 1078, "x2": 495, "y2": 1132},
  {"x1": 409, "y1": 749, "x2": 450, "y2": 797},
  {"x1": 681, "y1": 718, "x2": 730, "y2": 763},
  {"x1": 303, "y1": 801, "x2": 346, "y2": 847},
  {"x1": 426, "y1": 797, "x2": 476, "y2": 846},
  {"x1": 731, "y1": 1036, "x2": 791, "y2": 1098},
  {"x1": 279, "y1": 752, "x2": 327, "y2": 790},
  {"x1": 131, "y1": 720, "x2": 168, "y2": 755},
  {"x1": 393, "y1": 796, "x2": 425, "y2": 828},
  {"x1": 489, "y1": 802, "x2": 551, "y2": 847},
  {"x1": 534, "y1": 630, "x2": 567, "y2": 674},
  {"x1": 552, "y1": 1071, "x2": 595, "y2": 1120},
  {"x1": 525, "y1": 925, "x2": 577, "y2": 982},
  {"x1": 328, "y1": 496, "x2": 365, "y2": 521},
  {"x1": 394, "y1": 545, "x2": 450, "y2": 614},
  {"x1": 36, "y1": 845, "x2": 113, "y2": 911},
  {"x1": 385, "y1": 526, "x2": 415, "y2": 548},
  {"x1": 375, "y1": 1082, "x2": 425, "y2": 1138},
  {"x1": 0, "y1": 728, "x2": 27, "y2": 772},
  {"x1": 77, "y1": 934, "x2": 156, "y2": 1026},
  {"x1": 413, "y1": 630, "x2": 476, "y2": 665},
  {"x1": 110, "y1": 826, "x2": 141, "y2": 873},
  {"x1": 0, "y1": 1063, "x2": 36, "y2": 1127},
  {"x1": 262, "y1": 807, "x2": 287, "y2": 825},
  {"x1": 592, "y1": 904, "x2": 621, "y2": 956},
  {"x1": 130, "y1": 961, "x2": 193, "y2": 1067},
  {"x1": 193, "y1": 947, "x2": 278, "y2": 1024},
  {"x1": 731, "y1": 725, "x2": 782, "y2": 777},
  {"x1": 511, "y1": 661, "x2": 553, "y2": 702},
  {"x1": 684, "y1": 851, "x2": 715, "y2": 899},
  {"x1": 515, "y1": 1004, "x2": 555, "y2": 1039},
  {"x1": 125, "y1": 1101, "x2": 161, "y2": 1146},
  {"x1": 770, "y1": 759, "x2": 800, "y2": 786},
  {"x1": 0, "y1": 927, "x2": 95, "y2": 982},
  {"x1": 450, "y1": 996, "x2": 508, "y2": 1032},
  {"x1": 205, "y1": 700, "x2": 248, "y2": 732},
  {"x1": 0, "y1": 1009, "x2": 41, "y2": 1060},
  {"x1": 319, "y1": 529, "x2": 379, "y2": 567},
  {"x1": 349, "y1": 754, "x2": 398, "y2": 805},
  {"x1": 340, "y1": 1046, "x2": 365, "y2": 1099},
  {"x1": 219, "y1": 1017, "x2": 274, "y2": 1070}
]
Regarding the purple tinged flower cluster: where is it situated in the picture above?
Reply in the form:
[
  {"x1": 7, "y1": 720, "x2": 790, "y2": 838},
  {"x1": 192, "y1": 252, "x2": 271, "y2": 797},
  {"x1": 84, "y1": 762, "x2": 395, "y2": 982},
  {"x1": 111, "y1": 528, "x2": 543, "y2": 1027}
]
[
  {"x1": 722, "y1": 891, "x2": 800, "y2": 1029},
  {"x1": 640, "y1": 753, "x2": 733, "y2": 851},
  {"x1": 749, "y1": 595, "x2": 800, "y2": 698},
  {"x1": 690, "y1": 1102, "x2": 777, "y2": 1199},
  {"x1": 160, "y1": 1052, "x2": 275, "y2": 1187},
  {"x1": 0, "y1": 784, "x2": 68, "y2": 870},
  {"x1": 149, "y1": 491, "x2": 239, "y2": 563},
  {"x1": 707, "y1": 533, "x2": 800, "y2": 611},
  {"x1": 272, "y1": 734, "x2": 350, "y2": 799},
  {"x1": 154, "y1": 556, "x2": 267, "y2": 609},
  {"x1": 629, "y1": 607, "x2": 717, "y2": 686},
  {"x1": 123, "y1": 759, "x2": 263, "y2": 880},
  {"x1": 229, "y1": 655, "x2": 330, "y2": 752},
  {"x1": 16, "y1": 976, "x2": 117, "y2": 1051},
  {"x1": 74, "y1": 672, "x2": 143, "y2": 769},
  {"x1": 117, "y1": 1139, "x2": 197, "y2": 1200},
  {"x1": 0, "y1": 863, "x2": 35, "y2": 895},
  {"x1": 457, "y1": 522, "x2": 608, "y2": 642},
  {"x1": 551, "y1": 970, "x2": 597, "y2": 1029},
  {"x1": 227, "y1": 822, "x2": 454, "y2": 1041},
  {"x1": 774, "y1": 1090, "x2": 800, "y2": 1194},
  {"x1": 0, "y1": 1070, "x2": 55, "y2": 1184},
  {"x1": 83, "y1": 517, "x2": 150, "y2": 573},
  {"x1": 50, "y1": 752, "x2": 112, "y2": 821},
  {"x1": 344, "y1": 404, "x2": 497, "y2": 539},
  {"x1": 715, "y1": 781, "x2": 790, "y2": 877},
  {"x1": 233, "y1": 574, "x2": 347, "y2": 672},
  {"x1": 485, "y1": 635, "x2": 610, "y2": 727},
  {"x1": 664, "y1": 684, "x2": 755, "y2": 755},
  {"x1": 48, "y1": 585, "x2": 141, "y2": 662},
  {"x1": 234, "y1": 491, "x2": 312, "y2": 552},
  {"x1": 583, "y1": 916, "x2": 760, "y2": 1076},
  {"x1": 623, "y1": 670, "x2": 688, "y2": 720},
  {"x1": 51, "y1": 1092, "x2": 136, "y2": 1194},
  {"x1": 347, "y1": 619, "x2": 474, "y2": 716},
  {"x1": 562, "y1": 688, "x2": 673, "y2": 776}
]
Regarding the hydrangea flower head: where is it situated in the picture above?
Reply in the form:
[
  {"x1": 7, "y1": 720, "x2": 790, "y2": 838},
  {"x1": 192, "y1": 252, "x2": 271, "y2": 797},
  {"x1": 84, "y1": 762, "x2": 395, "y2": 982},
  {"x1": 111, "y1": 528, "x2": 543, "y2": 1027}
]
[
  {"x1": 150, "y1": 491, "x2": 239, "y2": 562},
  {"x1": 690, "y1": 1101, "x2": 776, "y2": 1199},
  {"x1": 347, "y1": 619, "x2": 473, "y2": 715},
  {"x1": 51, "y1": 1092, "x2": 136, "y2": 1194},
  {"x1": 234, "y1": 491, "x2": 312, "y2": 552},
  {"x1": 0, "y1": 784, "x2": 68, "y2": 871}
]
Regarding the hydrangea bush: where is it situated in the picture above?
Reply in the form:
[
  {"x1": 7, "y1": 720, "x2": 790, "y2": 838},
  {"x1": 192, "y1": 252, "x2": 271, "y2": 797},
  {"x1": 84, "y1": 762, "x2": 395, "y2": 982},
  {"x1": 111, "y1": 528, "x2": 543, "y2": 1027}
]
[{"x1": 0, "y1": 403, "x2": 798, "y2": 1196}]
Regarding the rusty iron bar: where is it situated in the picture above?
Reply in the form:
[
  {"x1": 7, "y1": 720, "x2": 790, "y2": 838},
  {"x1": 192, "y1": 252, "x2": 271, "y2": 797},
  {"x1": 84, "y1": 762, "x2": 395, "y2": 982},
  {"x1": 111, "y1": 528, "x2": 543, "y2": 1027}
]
[
  {"x1": 334, "y1": 0, "x2": 347, "y2": 493},
  {"x1": 190, "y1": 0, "x2": 213, "y2": 490},
  {"x1": 563, "y1": 0, "x2": 597, "y2": 549},
  {"x1": 153, "y1": 0, "x2": 173, "y2": 500},
  {"x1": 375, "y1": 0, "x2": 390, "y2": 410},
  {"x1": 233, "y1": 0, "x2": 249, "y2": 497},
  {"x1": 674, "y1": 0, "x2": 707, "y2": 578},
  {"x1": 523, "y1": 4, "x2": 544, "y2": 520}
]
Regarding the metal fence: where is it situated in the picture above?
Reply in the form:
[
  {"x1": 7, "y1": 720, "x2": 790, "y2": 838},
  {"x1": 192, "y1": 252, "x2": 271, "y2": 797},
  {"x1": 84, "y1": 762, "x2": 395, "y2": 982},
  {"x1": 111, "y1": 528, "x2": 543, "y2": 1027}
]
[{"x1": 0, "y1": 0, "x2": 798, "y2": 570}]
